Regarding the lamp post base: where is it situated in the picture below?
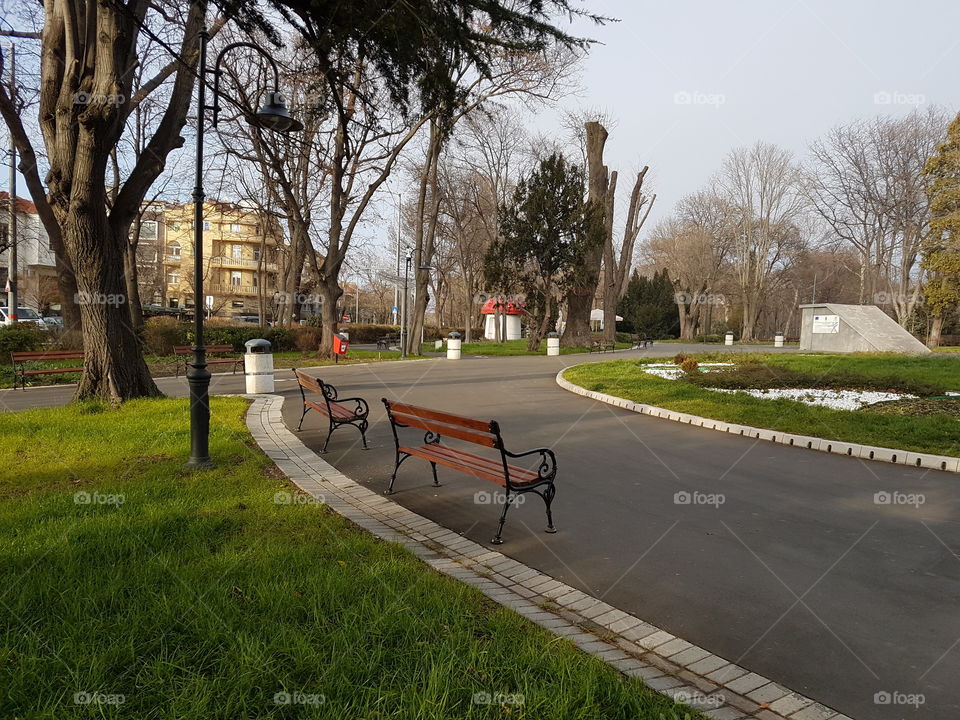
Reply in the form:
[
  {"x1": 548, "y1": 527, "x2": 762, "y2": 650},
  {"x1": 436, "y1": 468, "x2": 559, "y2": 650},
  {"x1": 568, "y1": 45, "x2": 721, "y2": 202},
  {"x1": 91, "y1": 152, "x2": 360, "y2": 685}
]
[{"x1": 186, "y1": 360, "x2": 214, "y2": 469}]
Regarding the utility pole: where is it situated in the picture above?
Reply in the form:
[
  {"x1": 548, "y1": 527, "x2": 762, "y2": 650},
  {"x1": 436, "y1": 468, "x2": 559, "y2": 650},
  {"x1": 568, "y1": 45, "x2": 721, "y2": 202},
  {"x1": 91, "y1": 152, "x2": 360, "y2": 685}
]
[
  {"x1": 5, "y1": 42, "x2": 16, "y2": 324},
  {"x1": 394, "y1": 194, "x2": 401, "y2": 325}
]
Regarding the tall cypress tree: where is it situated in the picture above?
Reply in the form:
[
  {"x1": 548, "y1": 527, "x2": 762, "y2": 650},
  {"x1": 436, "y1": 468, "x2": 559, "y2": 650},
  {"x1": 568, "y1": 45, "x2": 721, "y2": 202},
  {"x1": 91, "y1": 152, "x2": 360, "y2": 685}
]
[{"x1": 922, "y1": 113, "x2": 960, "y2": 347}]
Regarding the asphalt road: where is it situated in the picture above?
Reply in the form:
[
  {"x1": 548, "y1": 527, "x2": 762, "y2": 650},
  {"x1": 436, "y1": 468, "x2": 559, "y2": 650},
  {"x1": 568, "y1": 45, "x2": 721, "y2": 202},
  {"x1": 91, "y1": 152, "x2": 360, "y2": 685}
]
[{"x1": 5, "y1": 344, "x2": 959, "y2": 719}]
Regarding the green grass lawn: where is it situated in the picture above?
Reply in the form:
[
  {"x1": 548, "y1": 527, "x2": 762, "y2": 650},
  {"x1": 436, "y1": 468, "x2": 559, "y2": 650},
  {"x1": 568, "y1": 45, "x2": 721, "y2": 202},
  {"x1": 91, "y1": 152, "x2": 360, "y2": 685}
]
[
  {"x1": 0, "y1": 398, "x2": 696, "y2": 719},
  {"x1": 564, "y1": 353, "x2": 960, "y2": 457},
  {"x1": 459, "y1": 339, "x2": 631, "y2": 356}
]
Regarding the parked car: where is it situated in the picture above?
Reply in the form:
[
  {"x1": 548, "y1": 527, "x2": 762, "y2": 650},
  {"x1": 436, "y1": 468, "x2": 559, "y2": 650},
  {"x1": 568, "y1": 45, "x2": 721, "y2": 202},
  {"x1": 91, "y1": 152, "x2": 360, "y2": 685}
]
[
  {"x1": 42, "y1": 315, "x2": 64, "y2": 329},
  {"x1": 0, "y1": 306, "x2": 47, "y2": 327}
]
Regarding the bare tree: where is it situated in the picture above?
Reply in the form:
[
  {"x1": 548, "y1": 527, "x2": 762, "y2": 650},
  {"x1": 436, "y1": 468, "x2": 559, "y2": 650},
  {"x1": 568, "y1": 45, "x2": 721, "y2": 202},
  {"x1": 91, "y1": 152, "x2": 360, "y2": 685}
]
[{"x1": 719, "y1": 142, "x2": 805, "y2": 341}]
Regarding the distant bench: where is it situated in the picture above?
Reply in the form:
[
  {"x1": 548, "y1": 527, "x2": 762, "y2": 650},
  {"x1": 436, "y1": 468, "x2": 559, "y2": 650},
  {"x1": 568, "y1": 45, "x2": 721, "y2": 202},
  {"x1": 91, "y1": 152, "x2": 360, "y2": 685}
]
[
  {"x1": 376, "y1": 334, "x2": 400, "y2": 351},
  {"x1": 10, "y1": 351, "x2": 85, "y2": 389},
  {"x1": 588, "y1": 339, "x2": 616, "y2": 353},
  {"x1": 633, "y1": 335, "x2": 652, "y2": 348},
  {"x1": 382, "y1": 399, "x2": 558, "y2": 545},
  {"x1": 173, "y1": 345, "x2": 241, "y2": 377}
]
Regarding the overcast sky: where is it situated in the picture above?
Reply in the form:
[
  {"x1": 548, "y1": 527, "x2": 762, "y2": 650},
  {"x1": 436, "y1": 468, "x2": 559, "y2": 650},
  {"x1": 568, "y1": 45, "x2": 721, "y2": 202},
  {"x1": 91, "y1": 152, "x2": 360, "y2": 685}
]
[{"x1": 538, "y1": 0, "x2": 960, "y2": 223}]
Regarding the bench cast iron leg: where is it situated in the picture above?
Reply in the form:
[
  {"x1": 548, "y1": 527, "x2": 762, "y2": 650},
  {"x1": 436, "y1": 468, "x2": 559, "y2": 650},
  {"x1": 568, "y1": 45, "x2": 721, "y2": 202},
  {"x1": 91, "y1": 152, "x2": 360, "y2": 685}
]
[
  {"x1": 321, "y1": 420, "x2": 335, "y2": 453},
  {"x1": 358, "y1": 420, "x2": 369, "y2": 450},
  {"x1": 386, "y1": 453, "x2": 411, "y2": 494},
  {"x1": 543, "y1": 484, "x2": 557, "y2": 533},
  {"x1": 429, "y1": 462, "x2": 440, "y2": 487},
  {"x1": 492, "y1": 492, "x2": 515, "y2": 545},
  {"x1": 296, "y1": 405, "x2": 309, "y2": 431}
]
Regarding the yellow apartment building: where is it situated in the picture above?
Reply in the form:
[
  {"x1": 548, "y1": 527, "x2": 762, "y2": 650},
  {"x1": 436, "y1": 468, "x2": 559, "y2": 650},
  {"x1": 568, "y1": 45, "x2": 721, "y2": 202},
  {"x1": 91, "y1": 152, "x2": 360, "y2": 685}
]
[{"x1": 162, "y1": 202, "x2": 283, "y2": 319}]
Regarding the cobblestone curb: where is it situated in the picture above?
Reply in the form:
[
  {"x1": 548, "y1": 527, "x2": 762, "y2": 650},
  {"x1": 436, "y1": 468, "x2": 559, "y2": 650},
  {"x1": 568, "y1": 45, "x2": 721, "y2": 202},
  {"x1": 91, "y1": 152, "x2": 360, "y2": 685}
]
[
  {"x1": 246, "y1": 394, "x2": 852, "y2": 720},
  {"x1": 556, "y1": 366, "x2": 960, "y2": 475}
]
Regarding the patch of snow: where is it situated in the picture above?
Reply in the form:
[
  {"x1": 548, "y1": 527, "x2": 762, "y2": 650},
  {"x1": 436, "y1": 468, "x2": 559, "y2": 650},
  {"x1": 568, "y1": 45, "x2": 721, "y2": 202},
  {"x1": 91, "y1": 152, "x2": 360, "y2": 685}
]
[
  {"x1": 642, "y1": 362, "x2": 733, "y2": 380},
  {"x1": 709, "y1": 387, "x2": 916, "y2": 411}
]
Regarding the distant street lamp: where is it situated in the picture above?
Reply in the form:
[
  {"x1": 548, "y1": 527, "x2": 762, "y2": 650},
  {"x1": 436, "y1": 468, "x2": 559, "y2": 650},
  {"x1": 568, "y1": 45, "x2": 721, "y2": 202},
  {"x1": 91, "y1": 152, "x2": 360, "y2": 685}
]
[{"x1": 187, "y1": 30, "x2": 302, "y2": 468}]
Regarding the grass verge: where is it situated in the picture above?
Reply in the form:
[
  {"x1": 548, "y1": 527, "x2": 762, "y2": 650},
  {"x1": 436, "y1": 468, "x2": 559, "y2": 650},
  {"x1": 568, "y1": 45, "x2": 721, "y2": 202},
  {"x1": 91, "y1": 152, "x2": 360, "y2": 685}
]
[
  {"x1": 0, "y1": 397, "x2": 696, "y2": 719},
  {"x1": 563, "y1": 353, "x2": 960, "y2": 457},
  {"x1": 459, "y1": 339, "x2": 631, "y2": 356}
]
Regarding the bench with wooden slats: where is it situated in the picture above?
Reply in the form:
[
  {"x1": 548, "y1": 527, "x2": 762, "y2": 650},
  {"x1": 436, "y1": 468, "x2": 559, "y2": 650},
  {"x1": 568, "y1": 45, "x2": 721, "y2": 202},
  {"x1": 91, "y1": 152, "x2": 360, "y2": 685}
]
[
  {"x1": 381, "y1": 399, "x2": 557, "y2": 545},
  {"x1": 293, "y1": 369, "x2": 369, "y2": 452},
  {"x1": 173, "y1": 345, "x2": 241, "y2": 377},
  {"x1": 10, "y1": 351, "x2": 85, "y2": 389}
]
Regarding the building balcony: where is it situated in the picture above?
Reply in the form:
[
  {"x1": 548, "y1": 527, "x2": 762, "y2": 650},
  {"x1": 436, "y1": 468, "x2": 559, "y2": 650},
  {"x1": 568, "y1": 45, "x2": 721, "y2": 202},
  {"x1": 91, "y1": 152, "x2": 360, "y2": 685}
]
[
  {"x1": 206, "y1": 283, "x2": 271, "y2": 297},
  {"x1": 209, "y1": 256, "x2": 278, "y2": 271}
]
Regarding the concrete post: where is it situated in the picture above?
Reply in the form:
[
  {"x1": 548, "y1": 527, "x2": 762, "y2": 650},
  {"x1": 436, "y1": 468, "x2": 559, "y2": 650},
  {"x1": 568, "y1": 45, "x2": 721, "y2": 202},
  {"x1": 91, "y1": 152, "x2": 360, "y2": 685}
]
[
  {"x1": 775, "y1": 332, "x2": 784, "y2": 348},
  {"x1": 725, "y1": 331, "x2": 734, "y2": 346},
  {"x1": 244, "y1": 339, "x2": 274, "y2": 393}
]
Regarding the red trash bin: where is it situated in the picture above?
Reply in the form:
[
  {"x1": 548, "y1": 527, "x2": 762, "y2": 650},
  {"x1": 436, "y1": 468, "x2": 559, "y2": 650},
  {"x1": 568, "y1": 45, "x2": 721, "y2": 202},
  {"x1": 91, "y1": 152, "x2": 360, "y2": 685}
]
[{"x1": 333, "y1": 334, "x2": 349, "y2": 356}]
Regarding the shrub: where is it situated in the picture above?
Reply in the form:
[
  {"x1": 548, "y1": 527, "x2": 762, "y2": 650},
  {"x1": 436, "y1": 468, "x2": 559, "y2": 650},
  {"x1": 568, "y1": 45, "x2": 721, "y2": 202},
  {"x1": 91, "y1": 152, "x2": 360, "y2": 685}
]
[
  {"x1": 336, "y1": 324, "x2": 399, "y2": 343},
  {"x1": 673, "y1": 352, "x2": 689, "y2": 365},
  {"x1": 695, "y1": 334, "x2": 724, "y2": 344},
  {"x1": 196, "y1": 324, "x2": 295, "y2": 353},
  {"x1": 293, "y1": 326, "x2": 323, "y2": 353},
  {"x1": 679, "y1": 357, "x2": 700, "y2": 374},
  {"x1": 52, "y1": 329, "x2": 84, "y2": 351},
  {"x1": 0, "y1": 325, "x2": 44, "y2": 361},
  {"x1": 141, "y1": 317, "x2": 189, "y2": 356}
]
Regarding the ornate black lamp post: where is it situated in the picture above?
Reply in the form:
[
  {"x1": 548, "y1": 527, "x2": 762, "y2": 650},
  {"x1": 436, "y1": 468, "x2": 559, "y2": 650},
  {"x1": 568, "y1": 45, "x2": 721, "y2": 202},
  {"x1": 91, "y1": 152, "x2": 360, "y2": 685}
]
[{"x1": 187, "y1": 29, "x2": 302, "y2": 468}]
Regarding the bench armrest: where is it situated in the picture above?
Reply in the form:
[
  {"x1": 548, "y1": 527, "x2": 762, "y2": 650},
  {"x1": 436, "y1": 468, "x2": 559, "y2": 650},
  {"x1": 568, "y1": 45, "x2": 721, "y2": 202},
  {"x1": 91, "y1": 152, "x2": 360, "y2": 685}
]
[
  {"x1": 503, "y1": 446, "x2": 557, "y2": 482},
  {"x1": 338, "y1": 396, "x2": 370, "y2": 418}
]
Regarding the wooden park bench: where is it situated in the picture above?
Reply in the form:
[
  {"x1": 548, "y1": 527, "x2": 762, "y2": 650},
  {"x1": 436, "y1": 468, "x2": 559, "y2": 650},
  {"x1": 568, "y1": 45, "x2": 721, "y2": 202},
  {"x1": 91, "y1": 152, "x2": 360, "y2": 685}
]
[
  {"x1": 632, "y1": 335, "x2": 652, "y2": 349},
  {"x1": 381, "y1": 399, "x2": 558, "y2": 545},
  {"x1": 10, "y1": 350, "x2": 85, "y2": 389},
  {"x1": 173, "y1": 345, "x2": 241, "y2": 377},
  {"x1": 376, "y1": 334, "x2": 400, "y2": 351},
  {"x1": 588, "y1": 339, "x2": 616, "y2": 353},
  {"x1": 293, "y1": 369, "x2": 370, "y2": 452}
]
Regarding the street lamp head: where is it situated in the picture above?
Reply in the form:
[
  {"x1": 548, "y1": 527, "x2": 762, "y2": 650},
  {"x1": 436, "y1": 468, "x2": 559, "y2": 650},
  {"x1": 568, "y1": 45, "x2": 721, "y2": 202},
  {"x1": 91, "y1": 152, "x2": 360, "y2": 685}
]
[{"x1": 254, "y1": 91, "x2": 303, "y2": 133}]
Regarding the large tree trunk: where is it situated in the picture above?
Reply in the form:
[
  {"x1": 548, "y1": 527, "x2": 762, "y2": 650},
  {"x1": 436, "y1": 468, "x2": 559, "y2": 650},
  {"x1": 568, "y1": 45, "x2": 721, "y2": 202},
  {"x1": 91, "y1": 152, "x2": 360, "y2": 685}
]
[
  {"x1": 561, "y1": 122, "x2": 608, "y2": 347},
  {"x1": 928, "y1": 314, "x2": 944, "y2": 348},
  {"x1": 72, "y1": 218, "x2": 159, "y2": 400},
  {"x1": 316, "y1": 275, "x2": 342, "y2": 356},
  {"x1": 123, "y1": 242, "x2": 144, "y2": 330}
]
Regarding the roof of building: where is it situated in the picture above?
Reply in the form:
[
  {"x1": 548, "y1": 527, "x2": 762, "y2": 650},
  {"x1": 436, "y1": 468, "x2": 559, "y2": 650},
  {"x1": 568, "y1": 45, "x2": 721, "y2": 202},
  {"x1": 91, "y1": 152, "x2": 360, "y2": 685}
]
[
  {"x1": 0, "y1": 192, "x2": 39, "y2": 214},
  {"x1": 480, "y1": 297, "x2": 525, "y2": 315}
]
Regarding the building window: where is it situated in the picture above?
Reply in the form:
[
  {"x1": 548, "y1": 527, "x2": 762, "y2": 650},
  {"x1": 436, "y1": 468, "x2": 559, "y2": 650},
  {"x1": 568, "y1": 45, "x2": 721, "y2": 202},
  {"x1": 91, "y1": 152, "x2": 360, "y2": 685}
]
[
  {"x1": 169, "y1": 298, "x2": 179, "y2": 308},
  {"x1": 230, "y1": 271, "x2": 241, "y2": 286},
  {"x1": 231, "y1": 300, "x2": 244, "y2": 309},
  {"x1": 232, "y1": 244, "x2": 242, "y2": 260},
  {"x1": 203, "y1": 221, "x2": 211, "y2": 231},
  {"x1": 231, "y1": 223, "x2": 242, "y2": 233},
  {"x1": 166, "y1": 272, "x2": 180, "y2": 285},
  {"x1": 253, "y1": 274, "x2": 259, "y2": 287},
  {"x1": 168, "y1": 241, "x2": 181, "y2": 258},
  {"x1": 253, "y1": 247, "x2": 262, "y2": 261}
]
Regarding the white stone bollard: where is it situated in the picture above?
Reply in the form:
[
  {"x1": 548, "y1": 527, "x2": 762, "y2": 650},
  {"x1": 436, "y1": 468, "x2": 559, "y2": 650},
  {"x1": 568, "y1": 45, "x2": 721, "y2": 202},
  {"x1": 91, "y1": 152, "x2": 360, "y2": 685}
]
[
  {"x1": 547, "y1": 333, "x2": 560, "y2": 356},
  {"x1": 244, "y1": 339, "x2": 275, "y2": 393},
  {"x1": 446, "y1": 332, "x2": 461, "y2": 360},
  {"x1": 775, "y1": 332, "x2": 784, "y2": 348},
  {"x1": 725, "y1": 331, "x2": 734, "y2": 346}
]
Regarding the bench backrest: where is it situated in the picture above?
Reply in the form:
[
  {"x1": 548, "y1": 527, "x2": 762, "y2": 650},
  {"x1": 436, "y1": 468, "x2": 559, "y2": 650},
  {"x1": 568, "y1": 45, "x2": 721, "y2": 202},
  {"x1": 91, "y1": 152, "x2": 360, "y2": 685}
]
[
  {"x1": 382, "y1": 399, "x2": 502, "y2": 449},
  {"x1": 173, "y1": 345, "x2": 235, "y2": 355},
  {"x1": 293, "y1": 368, "x2": 337, "y2": 405},
  {"x1": 12, "y1": 350, "x2": 84, "y2": 362}
]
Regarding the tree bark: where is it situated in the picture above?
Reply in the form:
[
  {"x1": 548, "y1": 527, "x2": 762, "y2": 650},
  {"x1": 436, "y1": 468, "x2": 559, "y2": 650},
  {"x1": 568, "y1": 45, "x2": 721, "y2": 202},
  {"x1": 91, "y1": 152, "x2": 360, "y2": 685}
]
[
  {"x1": 927, "y1": 314, "x2": 944, "y2": 348},
  {"x1": 561, "y1": 121, "x2": 608, "y2": 347}
]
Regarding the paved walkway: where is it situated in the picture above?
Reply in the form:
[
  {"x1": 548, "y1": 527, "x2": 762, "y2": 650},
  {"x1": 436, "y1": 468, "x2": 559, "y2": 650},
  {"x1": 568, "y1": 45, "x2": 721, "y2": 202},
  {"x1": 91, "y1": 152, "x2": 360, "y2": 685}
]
[
  {"x1": 5, "y1": 344, "x2": 959, "y2": 719},
  {"x1": 249, "y1": 393, "x2": 847, "y2": 720}
]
